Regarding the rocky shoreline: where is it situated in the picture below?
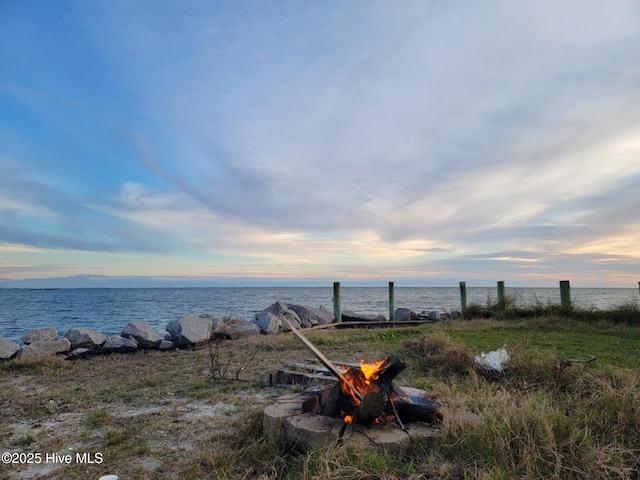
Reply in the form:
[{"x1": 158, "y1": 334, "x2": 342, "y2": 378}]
[{"x1": 0, "y1": 301, "x2": 453, "y2": 361}]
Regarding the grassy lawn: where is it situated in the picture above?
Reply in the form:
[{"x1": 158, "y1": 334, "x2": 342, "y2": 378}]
[{"x1": 1, "y1": 317, "x2": 639, "y2": 479}]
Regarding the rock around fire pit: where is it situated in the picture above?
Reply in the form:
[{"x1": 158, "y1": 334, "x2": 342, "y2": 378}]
[{"x1": 264, "y1": 386, "x2": 441, "y2": 453}]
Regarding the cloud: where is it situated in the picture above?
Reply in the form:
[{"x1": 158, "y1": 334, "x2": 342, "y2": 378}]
[
  {"x1": 87, "y1": 1, "x2": 638, "y2": 235},
  {"x1": 1, "y1": 0, "x2": 639, "y2": 285}
]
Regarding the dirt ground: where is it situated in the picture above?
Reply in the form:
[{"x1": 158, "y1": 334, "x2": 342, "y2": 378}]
[{"x1": 1, "y1": 329, "x2": 391, "y2": 479}]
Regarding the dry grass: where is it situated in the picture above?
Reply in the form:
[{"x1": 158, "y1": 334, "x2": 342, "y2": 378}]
[{"x1": 1, "y1": 321, "x2": 639, "y2": 479}]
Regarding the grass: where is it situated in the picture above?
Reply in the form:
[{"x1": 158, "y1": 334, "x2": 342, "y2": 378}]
[
  {"x1": 464, "y1": 296, "x2": 640, "y2": 326},
  {"x1": 86, "y1": 409, "x2": 109, "y2": 428},
  {"x1": 1, "y1": 316, "x2": 639, "y2": 479}
]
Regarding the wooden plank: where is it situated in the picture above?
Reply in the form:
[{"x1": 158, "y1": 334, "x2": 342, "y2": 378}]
[
  {"x1": 281, "y1": 317, "x2": 363, "y2": 402},
  {"x1": 333, "y1": 320, "x2": 437, "y2": 329}
]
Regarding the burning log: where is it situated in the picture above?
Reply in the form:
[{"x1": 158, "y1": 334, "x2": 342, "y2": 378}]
[{"x1": 375, "y1": 355, "x2": 406, "y2": 391}]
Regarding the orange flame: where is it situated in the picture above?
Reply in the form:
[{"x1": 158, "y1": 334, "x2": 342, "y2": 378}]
[{"x1": 339, "y1": 356, "x2": 390, "y2": 407}]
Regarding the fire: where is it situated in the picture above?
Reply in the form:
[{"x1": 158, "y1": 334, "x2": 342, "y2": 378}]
[
  {"x1": 339, "y1": 356, "x2": 390, "y2": 407},
  {"x1": 360, "y1": 357, "x2": 388, "y2": 383}
]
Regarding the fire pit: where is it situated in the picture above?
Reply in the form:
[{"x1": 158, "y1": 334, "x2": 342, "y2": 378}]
[
  {"x1": 316, "y1": 355, "x2": 441, "y2": 427},
  {"x1": 264, "y1": 322, "x2": 442, "y2": 452}
]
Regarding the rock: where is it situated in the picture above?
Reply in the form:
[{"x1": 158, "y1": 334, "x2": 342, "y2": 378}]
[
  {"x1": 287, "y1": 304, "x2": 333, "y2": 327},
  {"x1": 253, "y1": 311, "x2": 281, "y2": 334},
  {"x1": 341, "y1": 310, "x2": 387, "y2": 323},
  {"x1": 18, "y1": 338, "x2": 71, "y2": 360},
  {"x1": 121, "y1": 321, "x2": 164, "y2": 348},
  {"x1": 261, "y1": 301, "x2": 304, "y2": 330},
  {"x1": 264, "y1": 301, "x2": 290, "y2": 316},
  {"x1": 223, "y1": 317, "x2": 260, "y2": 339},
  {"x1": 64, "y1": 328, "x2": 106, "y2": 349},
  {"x1": 202, "y1": 314, "x2": 232, "y2": 339},
  {"x1": 263, "y1": 392, "x2": 317, "y2": 443},
  {"x1": 319, "y1": 305, "x2": 336, "y2": 322},
  {"x1": 66, "y1": 348, "x2": 91, "y2": 359},
  {"x1": 158, "y1": 339, "x2": 174, "y2": 350},
  {"x1": 280, "y1": 311, "x2": 302, "y2": 331},
  {"x1": 166, "y1": 315, "x2": 221, "y2": 346},
  {"x1": 395, "y1": 308, "x2": 418, "y2": 322},
  {"x1": 0, "y1": 338, "x2": 21, "y2": 360},
  {"x1": 428, "y1": 311, "x2": 441, "y2": 321},
  {"x1": 103, "y1": 335, "x2": 138, "y2": 352},
  {"x1": 22, "y1": 327, "x2": 58, "y2": 344}
]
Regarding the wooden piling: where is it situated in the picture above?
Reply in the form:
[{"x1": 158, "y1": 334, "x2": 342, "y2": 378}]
[
  {"x1": 497, "y1": 281, "x2": 505, "y2": 310},
  {"x1": 459, "y1": 281, "x2": 467, "y2": 315},
  {"x1": 388, "y1": 281, "x2": 395, "y2": 322},
  {"x1": 560, "y1": 280, "x2": 571, "y2": 310},
  {"x1": 333, "y1": 282, "x2": 342, "y2": 323}
]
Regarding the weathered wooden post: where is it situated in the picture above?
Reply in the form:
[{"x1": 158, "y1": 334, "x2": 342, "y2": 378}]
[
  {"x1": 459, "y1": 281, "x2": 467, "y2": 315},
  {"x1": 497, "y1": 281, "x2": 505, "y2": 310},
  {"x1": 388, "y1": 281, "x2": 395, "y2": 322},
  {"x1": 560, "y1": 280, "x2": 571, "y2": 310},
  {"x1": 333, "y1": 282, "x2": 342, "y2": 323}
]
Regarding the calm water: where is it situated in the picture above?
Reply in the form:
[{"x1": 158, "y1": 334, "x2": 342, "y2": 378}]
[{"x1": 0, "y1": 287, "x2": 638, "y2": 343}]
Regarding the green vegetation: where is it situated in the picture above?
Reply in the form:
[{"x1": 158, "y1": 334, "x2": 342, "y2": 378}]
[
  {"x1": 185, "y1": 317, "x2": 640, "y2": 480},
  {"x1": 1, "y1": 312, "x2": 639, "y2": 479},
  {"x1": 464, "y1": 295, "x2": 640, "y2": 326},
  {"x1": 86, "y1": 409, "x2": 109, "y2": 428}
]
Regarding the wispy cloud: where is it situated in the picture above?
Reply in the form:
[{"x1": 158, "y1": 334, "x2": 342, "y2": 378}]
[{"x1": 0, "y1": 0, "x2": 639, "y2": 285}]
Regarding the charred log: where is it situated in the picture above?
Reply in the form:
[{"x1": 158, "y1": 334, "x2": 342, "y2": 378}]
[
  {"x1": 316, "y1": 383, "x2": 353, "y2": 418},
  {"x1": 377, "y1": 355, "x2": 406, "y2": 387},
  {"x1": 391, "y1": 386, "x2": 442, "y2": 424},
  {"x1": 355, "y1": 392, "x2": 386, "y2": 424}
]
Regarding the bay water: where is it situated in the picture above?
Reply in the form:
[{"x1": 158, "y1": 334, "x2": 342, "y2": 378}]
[{"x1": 1, "y1": 287, "x2": 638, "y2": 343}]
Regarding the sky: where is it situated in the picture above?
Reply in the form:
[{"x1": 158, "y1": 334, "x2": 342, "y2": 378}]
[{"x1": 1, "y1": 0, "x2": 639, "y2": 288}]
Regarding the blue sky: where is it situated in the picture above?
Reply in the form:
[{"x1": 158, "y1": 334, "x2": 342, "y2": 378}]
[{"x1": 1, "y1": 0, "x2": 639, "y2": 288}]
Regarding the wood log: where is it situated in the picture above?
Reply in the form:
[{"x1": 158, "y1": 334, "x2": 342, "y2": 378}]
[
  {"x1": 355, "y1": 392, "x2": 385, "y2": 424},
  {"x1": 374, "y1": 355, "x2": 406, "y2": 402},
  {"x1": 391, "y1": 386, "x2": 442, "y2": 424},
  {"x1": 316, "y1": 383, "x2": 352, "y2": 418}
]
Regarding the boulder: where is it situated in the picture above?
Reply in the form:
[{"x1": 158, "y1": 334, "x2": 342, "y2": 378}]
[
  {"x1": 319, "y1": 305, "x2": 336, "y2": 323},
  {"x1": 253, "y1": 311, "x2": 281, "y2": 334},
  {"x1": 103, "y1": 335, "x2": 138, "y2": 352},
  {"x1": 264, "y1": 301, "x2": 290, "y2": 316},
  {"x1": 158, "y1": 339, "x2": 174, "y2": 350},
  {"x1": 262, "y1": 301, "x2": 302, "y2": 329},
  {"x1": 121, "y1": 321, "x2": 163, "y2": 348},
  {"x1": 166, "y1": 315, "x2": 219, "y2": 346},
  {"x1": 287, "y1": 304, "x2": 333, "y2": 327},
  {"x1": 341, "y1": 310, "x2": 387, "y2": 323},
  {"x1": 0, "y1": 338, "x2": 21, "y2": 360},
  {"x1": 223, "y1": 317, "x2": 260, "y2": 339},
  {"x1": 428, "y1": 311, "x2": 441, "y2": 321},
  {"x1": 280, "y1": 311, "x2": 302, "y2": 331},
  {"x1": 22, "y1": 328, "x2": 58, "y2": 344},
  {"x1": 19, "y1": 338, "x2": 71, "y2": 360},
  {"x1": 395, "y1": 308, "x2": 418, "y2": 322},
  {"x1": 64, "y1": 328, "x2": 106, "y2": 349}
]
